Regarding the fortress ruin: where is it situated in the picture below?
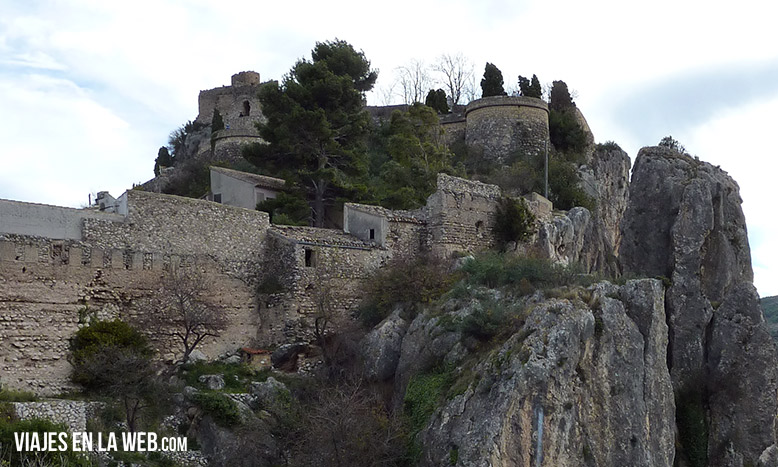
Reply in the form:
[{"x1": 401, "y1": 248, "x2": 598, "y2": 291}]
[{"x1": 0, "y1": 72, "x2": 559, "y2": 395}]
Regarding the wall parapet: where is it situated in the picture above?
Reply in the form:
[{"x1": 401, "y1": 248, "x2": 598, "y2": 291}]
[
  {"x1": 465, "y1": 95, "x2": 548, "y2": 116},
  {"x1": 435, "y1": 173, "x2": 501, "y2": 199}
]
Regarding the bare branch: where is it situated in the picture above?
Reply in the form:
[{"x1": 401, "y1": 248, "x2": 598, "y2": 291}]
[{"x1": 433, "y1": 53, "x2": 474, "y2": 106}]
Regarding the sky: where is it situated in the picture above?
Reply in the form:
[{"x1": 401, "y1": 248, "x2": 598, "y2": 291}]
[{"x1": 1, "y1": 0, "x2": 777, "y2": 295}]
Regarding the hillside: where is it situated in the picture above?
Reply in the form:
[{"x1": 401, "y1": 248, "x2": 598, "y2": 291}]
[{"x1": 762, "y1": 295, "x2": 778, "y2": 341}]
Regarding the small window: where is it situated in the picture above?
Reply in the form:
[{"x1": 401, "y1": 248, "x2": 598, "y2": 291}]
[
  {"x1": 213, "y1": 193, "x2": 222, "y2": 203},
  {"x1": 304, "y1": 248, "x2": 315, "y2": 267},
  {"x1": 243, "y1": 100, "x2": 251, "y2": 117},
  {"x1": 475, "y1": 220, "x2": 483, "y2": 233},
  {"x1": 369, "y1": 228, "x2": 375, "y2": 240}
]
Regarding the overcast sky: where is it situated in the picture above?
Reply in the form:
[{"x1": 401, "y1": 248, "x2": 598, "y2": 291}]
[{"x1": 1, "y1": 0, "x2": 777, "y2": 295}]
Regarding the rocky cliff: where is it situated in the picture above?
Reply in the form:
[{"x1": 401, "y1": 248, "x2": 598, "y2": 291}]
[
  {"x1": 413, "y1": 280, "x2": 674, "y2": 467},
  {"x1": 620, "y1": 146, "x2": 778, "y2": 466},
  {"x1": 368, "y1": 146, "x2": 778, "y2": 467}
]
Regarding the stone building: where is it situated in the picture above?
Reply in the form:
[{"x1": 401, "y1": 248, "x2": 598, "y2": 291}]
[{"x1": 208, "y1": 166, "x2": 285, "y2": 209}]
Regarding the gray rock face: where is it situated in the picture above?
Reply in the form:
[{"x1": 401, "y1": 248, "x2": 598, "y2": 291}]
[
  {"x1": 249, "y1": 376, "x2": 290, "y2": 417},
  {"x1": 619, "y1": 146, "x2": 778, "y2": 465},
  {"x1": 535, "y1": 147, "x2": 630, "y2": 276},
  {"x1": 198, "y1": 374, "x2": 225, "y2": 390},
  {"x1": 707, "y1": 283, "x2": 778, "y2": 466},
  {"x1": 535, "y1": 207, "x2": 591, "y2": 267},
  {"x1": 578, "y1": 145, "x2": 631, "y2": 274},
  {"x1": 362, "y1": 308, "x2": 410, "y2": 381},
  {"x1": 392, "y1": 311, "x2": 464, "y2": 410},
  {"x1": 417, "y1": 279, "x2": 674, "y2": 466}
]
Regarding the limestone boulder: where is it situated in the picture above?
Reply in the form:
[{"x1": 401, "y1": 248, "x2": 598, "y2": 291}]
[
  {"x1": 361, "y1": 307, "x2": 410, "y2": 381},
  {"x1": 417, "y1": 279, "x2": 674, "y2": 466}
]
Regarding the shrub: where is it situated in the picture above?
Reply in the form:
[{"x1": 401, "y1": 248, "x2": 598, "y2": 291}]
[
  {"x1": 257, "y1": 192, "x2": 310, "y2": 226},
  {"x1": 70, "y1": 319, "x2": 152, "y2": 390},
  {"x1": 597, "y1": 141, "x2": 622, "y2": 152},
  {"x1": 190, "y1": 392, "x2": 241, "y2": 427},
  {"x1": 548, "y1": 158, "x2": 596, "y2": 211},
  {"x1": 181, "y1": 361, "x2": 256, "y2": 393},
  {"x1": 461, "y1": 252, "x2": 583, "y2": 292},
  {"x1": 549, "y1": 109, "x2": 587, "y2": 154},
  {"x1": 0, "y1": 388, "x2": 37, "y2": 402},
  {"x1": 459, "y1": 297, "x2": 527, "y2": 342},
  {"x1": 493, "y1": 197, "x2": 536, "y2": 246},
  {"x1": 359, "y1": 255, "x2": 459, "y2": 327},
  {"x1": 403, "y1": 367, "x2": 455, "y2": 460}
]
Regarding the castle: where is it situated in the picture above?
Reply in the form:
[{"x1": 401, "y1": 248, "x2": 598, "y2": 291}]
[{"x1": 0, "y1": 72, "x2": 560, "y2": 395}]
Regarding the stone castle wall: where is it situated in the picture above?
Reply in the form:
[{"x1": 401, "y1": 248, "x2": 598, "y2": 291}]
[
  {"x1": 256, "y1": 227, "x2": 389, "y2": 344},
  {"x1": 83, "y1": 190, "x2": 269, "y2": 268},
  {"x1": 427, "y1": 173, "x2": 501, "y2": 256},
  {"x1": 0, "y1": 235, "x2": 258, "y2": 395},
  {"x1": 0, "y1": 191, "x2": 269, "y2": 395},
  {"x1": 465, "y1": 96, "x2": 549, "y2": 164}
]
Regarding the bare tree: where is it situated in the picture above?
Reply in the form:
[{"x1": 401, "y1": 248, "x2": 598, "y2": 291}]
[
  {"x1": 146, "y1": 267, "x2": 228, "y2": 364},
  {"x1": 289, "y1": 377, "x2": 407, "y2": 466},
  {"x1": 395, "y1": 59, "x2": 433, "y2": 105},
  {"x1": 434, "y1": 53, "x2": 474, "y2": 106}
]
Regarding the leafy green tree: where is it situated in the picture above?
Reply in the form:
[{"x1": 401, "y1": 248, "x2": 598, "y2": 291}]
[
  {"x1": 154, "y1": 146, "x2": 173, "y2": 176},
  {"x1": 518, "y1": 74, "x2": 542, "y2": 98},
  {"x1": 376, "y1": 103, "x2": 454, "y2": 209},
  {"x1": 257, "y1": 192, "x2": 311, "y2": 225},
  {"x1": 549, "y1": 80, "x2": 575, "y2": 112},
  {"x1": 480, "y1": 63, "x2": 506, "y2": 97},
  {"x1": 518, "y1": 75, "x2": 531, "y2": 96},
  {"x1": 494, "y1": 197, "x2": 536, "y2": 247},
  {"x1": 529, "y1": 74, "x2": 542, "y2": 98},
  {"x1": 549, "y1": 109, "x2": 587, "y2": 154},
  {"x1": 69, "y1": 319, "x2": 157, "y2": 433},
  {"x1": 245, "y1": 39, "x2": 377, "y2": 227},
  {"x1": 425, "y1": 88, "x2": 449, "y2": 114}
]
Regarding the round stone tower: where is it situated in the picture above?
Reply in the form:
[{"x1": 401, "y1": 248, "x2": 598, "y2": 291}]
[{"x1": 465, "y1": 96, "x2": 549, "y2": 165}]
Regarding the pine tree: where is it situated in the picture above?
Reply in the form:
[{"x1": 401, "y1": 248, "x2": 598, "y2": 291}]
[
  {"x1": 481, "y1": 63, "x2": 506, "y2": 97},
  {"x1": 245, "y1": 40, "x2": 377, "y2": 227}
]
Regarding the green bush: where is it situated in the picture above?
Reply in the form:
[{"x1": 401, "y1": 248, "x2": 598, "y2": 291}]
[
  {"x1": 190, "y1": 392, "x2": 241, "y2": 427},
  {"x1": 548, "y1": 158, "x2": 595, "y2": 211},
  {"x1": 549, "y1": 109, "x2": 587, "y2": 154},
  {"x1": 403, "y1": 367, "x2": 455, "y2": 461},
  {"x1": 493, "y1": 197, "x2": 536, "y2": 246},
  {"x1": 70, "y1": 319, "x2": 152, "y2": 390},
  {"x1": 181, "y1": 361, "x2": 256, "y2": 393},
  {"x1": 359, "y1": 255, "x2": 459, "y2": 327},
  {"x1": 597, "y1": 141, "x2": 622, "y2": 152},
  {"x1": 257, "y1": 192, "x2": 310, "y2": 226},
  {"x1": 0, "y1": 388, "x2": 37, "y2": 402},
  {"x1": 459, "y1": 297, "x2": 527, "y2": 342},
  {"x1": 460, "y1": 252, "x2": 583, "y2": 292}
]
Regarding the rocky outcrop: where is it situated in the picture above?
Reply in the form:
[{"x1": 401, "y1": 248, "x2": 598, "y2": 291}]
[
  {"x1": 578, "y1": 145, "x2": 631, "y2": 273},
  {"x1": 534, "y1": 145, "x2": 630, "y2": 276},
  {"x1": 417, "y1": 279, "x2": 674, "y2": 466},
  {"x1": 362, "y1": 308, "x2": 410, "y2": 381},
  {"x1": 620, "y1": 146, "x2": 778, "y2": 465}
]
